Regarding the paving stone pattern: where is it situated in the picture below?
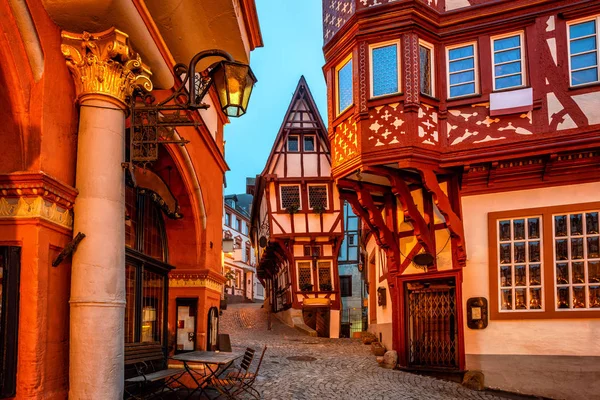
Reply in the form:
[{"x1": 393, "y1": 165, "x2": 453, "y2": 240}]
[{"x1": 220, "y1": 303, "x2": 505, "y2": 400}]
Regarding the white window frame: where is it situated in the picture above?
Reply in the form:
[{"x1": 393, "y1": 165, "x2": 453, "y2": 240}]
[
  {"x1": 496, "y1": 216, "x2": 545, "y2": 313},
  {"x1": 446, "y1": 42, "x2": 479, "y2": 99},
  {"x1": 335, "y1": 54, "x2": 354, "y2": 115},
  {"x1": 303, "y1": 134, "x2": 316, "y2": 152},
  {"x1": 316, "y1": 260, "x2": 334, "y2": 290},
  {"x1": 287, "y1": 135, "x2": 300, "y2": 152},
  {"x1": 307, "y1": 183, "x2": 329, "y2": 210},
  {"x1": 418, "y1": 40, "x2": 435, "y2": 96},
  {"x1": 491, "y1": 31, "x2": 526, "y2": 91},
  {"x1": 567, "y1": 16, "x2": 600, "y2": 87},
  {"x1": 279, "y1": 184, "x2": 302, "y2": 211},
  {"x1": 553, "y1": 209, "x2": 600, "y2": 311},
  {"x1": 297, "y1": 261, "x2": 313, "y2": 288},
  {"x1": 369, "y1": 40, "x2": 401, "y2": 99}
]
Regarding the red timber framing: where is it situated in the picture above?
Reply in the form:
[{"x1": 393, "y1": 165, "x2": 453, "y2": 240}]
[
  {"x1": 322, "y1": 0, "x2": 600, "y2": 371},
  {"x1": 251, "y1": 77, "x2": 344, "y2": 337}
]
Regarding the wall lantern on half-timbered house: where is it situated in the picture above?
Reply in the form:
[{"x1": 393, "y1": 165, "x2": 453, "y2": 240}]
[{"x1": 128, "y1": 49, "x2": 257, "y2": 169}]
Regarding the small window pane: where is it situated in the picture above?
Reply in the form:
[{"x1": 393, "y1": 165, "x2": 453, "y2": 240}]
[
  {"x1": 499, "y1": 220, "x2": 511, "y2": 241},
  {"x1": 529, "y1": 264, "x2": 541, "y2": 286},
  {"x1": 494, "y1": 61, "x2": 522, "y2": 77},
  {"x1": 529, "y1": 241, "x2": 541, "y2": 262},
  {"x1": 572, "y1": 262, "x2": 585, "y2": 284},
  {"x1": 450, "y1": 84, "x2": 476, "y2": 98},
  {"x1": 496, "y1": 75, "x2": 522, "y2": 89},
  {"x1": 288, "y1": 136, "x2": 299, "y2": 152},
  {"x1": 303, "y1": 136, "x2": 315, "y2": 152},
  {"x1": 372, "y1": 44, "x2": 399, "y2": 97},
  {"x1": 555, "y1": 215, "x2": 568, "y2": 236},
  {"x1": 448, "y1": 45, "x2": 474, "y2": 60},
  {"x1": 571, "y1": 238, "x2": 584, "y2": 259},
  {"x1": 556, "y1": 263, "x2": 569, "y2": 284},
  {"x1": 494, "y1": 49, "x2": 521, "y2": 65},
  {"x1": 573, "y1": 286, "x2": 586, "y2": 308},
  {"x1": 572, "y1": 68, "x2": 599, "y2": 85},
  {"x1": 515, "y1": 265, "x2": 526, "y2": 286},
  {"x1": 338, "y1": 59, "x2": 353, "y2": 113},
  {"x1": 570, "y1": 36, "x2": 597, "y2": 55},
  {"x1": 556, "y1": 239, "x2": 569, "y2": 260},
  {"x1": 515, "y1": 288, "x2": 527, "y2": 309},
  {"x1": 528, "y1": 218, "x2": 540, "y2": 239},
  {"x1": 589, "y1": 261, "x2": 600, "y2": 283},
  {"x1": 530, "y1": 288, "x2": 542, "y2": 309},
  {"x1": 450, "y1": 71, "x2": 475, "y2": 85},
  {"x1": 501, "y1": 289, "x2": 512, "y2": 310},
  {"x1": 500, "y1": 265, "x2": 512, "y2": 287},
  {"x1": 513, "y1": 219, "x2": 525, "y2": 240},
  {"x1": 572, "y1": 52, "x2": 598, "y2": 71},
  {"x1": 586, "y1": 212, "x2": 599, "y2": 234},
  {"x1": 557, "y1": 287, "x2": 570, "y2": 308},
  {"x1": 570, "y1": 20, "x2": 596, "y2": 40},
  {"x1": 514, "y1": 242, "x2": 526, "y2": 263},
  {"x1": 588, "y1": 237, "x2": 600, "y2": 258},
  {"x1": 449, "y1": 58, "x2": 474, "y2": 72},
  {"x1": 590, "y1": 286, "x2": 600, "y2": 308},
  {"x1": 500, "y1": 243, "x2": 512, "y2": 264},
  {"x1": 494, "y1": 35, "x2": 520, "y2": 51}
]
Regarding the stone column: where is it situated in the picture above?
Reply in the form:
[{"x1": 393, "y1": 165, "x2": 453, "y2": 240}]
[{"x1": 61, "y1": 28, "x2": 152, "y2": 400}]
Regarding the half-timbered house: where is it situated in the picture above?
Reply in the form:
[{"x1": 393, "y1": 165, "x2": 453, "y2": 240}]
[
  {"x1": 250, "y1": 77, "x2": 344, "y2": 337},
  {"x1": 322, "y1": 0, "x2": 600, "y2": 398}
]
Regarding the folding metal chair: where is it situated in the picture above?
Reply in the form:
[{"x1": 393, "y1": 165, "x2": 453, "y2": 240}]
[
  {"x1": 225, "y1": 346, "x2": 267, "y2": 399},
  {"x1": 210, "y1": 347, "x2": 256, "y2": 399}
]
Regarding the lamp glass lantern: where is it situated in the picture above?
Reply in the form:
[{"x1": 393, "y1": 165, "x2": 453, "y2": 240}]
[{"x1": 209, "y1": 60, "x2": 257, "y2": 117}]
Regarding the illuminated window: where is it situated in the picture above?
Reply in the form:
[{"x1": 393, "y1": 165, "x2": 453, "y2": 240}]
[
  {"x1": 336, "y1": 56, "x2": 353, "y2": 114},
  {"x1": 554, "y1": 211, "x2": 600, "y2": 310},
  {"x1": 308, "y1": 184, "x2": 328, "y2": 210},
  {"x1": 370, "y1": 41, "x2": 400, "y2": 97},
  {"x1": 491, "y1": 32, "x2": 525, "y2": 90},
  {"x1": 280, "y1": 185, "x2": 301, "y2": 211},
  {"x1": 419, "y1": 41, "x2": 434, "y2": 96},
  {"x1": 568, "y1": 18, "x2": 599, "y2": 86},
  {"x1": 447, "y1": 43, "x2": 477, "y2": 98},
  {"x1": 497, "y1": 217, "x2": 543, "y2": 312}
]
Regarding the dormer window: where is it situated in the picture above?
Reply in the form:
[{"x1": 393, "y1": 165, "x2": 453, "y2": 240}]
[
  {"x1": 287, "y1": 135, "x2": 299, "y2": 152},
  {"x1": 303, "y1": 135, "x2": 316, "y2": 152}
]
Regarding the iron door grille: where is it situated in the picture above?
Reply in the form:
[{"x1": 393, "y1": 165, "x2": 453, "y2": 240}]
[{"x1": 406, "y1": 280, "x2": 458, "y2": 369}]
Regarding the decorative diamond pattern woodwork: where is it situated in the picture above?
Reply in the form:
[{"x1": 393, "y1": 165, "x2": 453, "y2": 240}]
[
  {"x1": 309, "y1": 185, "x2": 328, "y2": 210},
  {"x1": 280, "y1": 185, "x2": 301, "y2": 209}
]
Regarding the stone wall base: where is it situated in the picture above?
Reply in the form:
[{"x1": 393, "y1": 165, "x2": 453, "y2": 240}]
[
  {"x1": 367, "y1": 322, "x2": 393, "y2": 352},
  {"x1": 466, "y1": 354, "x2": 600, "y2": 400}
]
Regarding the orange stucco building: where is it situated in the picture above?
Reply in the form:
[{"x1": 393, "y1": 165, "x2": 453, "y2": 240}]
[{"x1": 0, "y1": 0, "x2": 261, "y2": 398}]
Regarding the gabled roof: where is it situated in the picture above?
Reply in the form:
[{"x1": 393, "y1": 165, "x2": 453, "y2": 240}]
[{"x1": 260, "y1": 76, "x2": 330, "y2": 176}]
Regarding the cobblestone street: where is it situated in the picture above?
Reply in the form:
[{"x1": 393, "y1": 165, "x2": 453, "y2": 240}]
[{"x1": 220, "y1": 304, "x2": 506, "y2": 400}]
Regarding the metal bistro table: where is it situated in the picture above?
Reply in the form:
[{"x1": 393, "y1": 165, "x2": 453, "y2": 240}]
[{"x1": 170, "y1": 351, "x2": 242, "y2": 399}]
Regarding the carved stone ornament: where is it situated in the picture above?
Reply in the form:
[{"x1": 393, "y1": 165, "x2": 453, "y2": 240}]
[
  {"x1": 61, "y1": 27, "x2": 153, "y2": 107},
  {"x1": 169, "y1": 274, "x2": 223, "y2": 292},
  {"x1": 0, "y1": 196, "x2": 73, "y2": 229}
]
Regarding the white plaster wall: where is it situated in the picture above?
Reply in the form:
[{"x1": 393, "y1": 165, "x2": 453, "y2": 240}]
[
  {"x1": 304, "y1": 153, "x2": 318, "y2": 176},
  {"x1": 462, "y1": 182, "x2": 600, "y2": 357},
  {"x1": 367, "y1": 237, "x2": 393, "y2": 324},
  {"x1": 287, "y1": 154, "x2": 302, "y2": 176}
]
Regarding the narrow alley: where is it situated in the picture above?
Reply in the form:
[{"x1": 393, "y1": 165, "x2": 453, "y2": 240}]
[{"x1": 220, "y1": 304, "x2": 507, "y2": 400}]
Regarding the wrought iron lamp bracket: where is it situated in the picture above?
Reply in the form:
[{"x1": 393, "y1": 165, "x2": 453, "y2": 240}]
[{"x1": 128, "y1": 49, "x2": 236, "y2": 169}]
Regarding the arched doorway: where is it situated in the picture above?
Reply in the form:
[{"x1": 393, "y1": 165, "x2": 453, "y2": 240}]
[{"x1": 206, "y1": 307, "x2": 219, "y2": 351}]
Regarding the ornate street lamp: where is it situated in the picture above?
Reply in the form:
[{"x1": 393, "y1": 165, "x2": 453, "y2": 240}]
[{"x1": 128, "y1": 49, "x2": 257, "y2": 169}]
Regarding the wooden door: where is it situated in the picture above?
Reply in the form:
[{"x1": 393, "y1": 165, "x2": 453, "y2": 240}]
[{"x1": 302, "y1": 307, "x2": 330, "y2": 338}]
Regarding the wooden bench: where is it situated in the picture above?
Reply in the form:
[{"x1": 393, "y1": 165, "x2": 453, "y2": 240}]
[{"x1": 124, "y1": 342, "x2": 184, "y2": 399}]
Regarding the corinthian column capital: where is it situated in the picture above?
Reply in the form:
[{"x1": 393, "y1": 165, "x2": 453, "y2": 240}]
[{"x1": 61, "y1": 27, "x2": 153, "y2": 109}]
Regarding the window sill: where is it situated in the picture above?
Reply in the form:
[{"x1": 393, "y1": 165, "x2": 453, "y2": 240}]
[{"x1": 568, "y1": 81, "x2": 600, "y2": 92}]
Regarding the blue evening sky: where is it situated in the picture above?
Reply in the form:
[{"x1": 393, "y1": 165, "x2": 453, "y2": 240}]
[{"x1": 224, "y1": 0, "x2": 326, "y2": 195}]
